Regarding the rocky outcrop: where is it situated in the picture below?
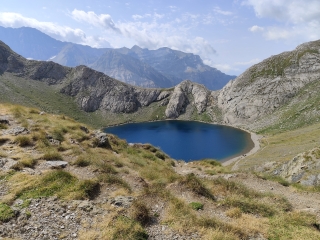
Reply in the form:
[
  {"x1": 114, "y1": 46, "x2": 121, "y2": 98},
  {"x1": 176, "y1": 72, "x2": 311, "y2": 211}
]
[
  {"x1": 61, "y1": 66, "x2": 161, "y2": 113},
  {"x1": 165, "y1": 80, "x2": 210, "y2": 118},
  {"x1": 273, "y1": 148, "x2": 320, "y2": 186},
  {"x1": 218, "y1": 40, "x2": 320, "y2": 127}
]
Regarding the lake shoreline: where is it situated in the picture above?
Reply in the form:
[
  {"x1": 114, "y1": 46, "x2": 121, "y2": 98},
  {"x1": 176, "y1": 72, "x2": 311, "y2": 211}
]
[
  {"x1": 105, "y1": 119, "x2": 260, "y2": 163},
  {"x1": 221, "y1": 130, "x2": 262, "y2": 166}
]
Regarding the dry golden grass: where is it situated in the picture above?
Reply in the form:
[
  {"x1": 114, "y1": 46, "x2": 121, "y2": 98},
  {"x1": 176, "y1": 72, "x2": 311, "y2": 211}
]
[{"x1": 237, "y1": 122, "x2": 320, "y2": 170}]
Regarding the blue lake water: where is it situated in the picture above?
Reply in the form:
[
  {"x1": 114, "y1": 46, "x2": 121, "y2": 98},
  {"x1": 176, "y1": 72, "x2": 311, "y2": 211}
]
[{"x1": 104, "y1": 120, "x2": 253, "y2": 162}]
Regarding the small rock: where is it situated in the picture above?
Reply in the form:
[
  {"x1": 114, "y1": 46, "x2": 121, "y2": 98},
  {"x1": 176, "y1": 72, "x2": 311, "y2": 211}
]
[{"x1": 46, "y1": 161, "x2": 68, "y2": 169}]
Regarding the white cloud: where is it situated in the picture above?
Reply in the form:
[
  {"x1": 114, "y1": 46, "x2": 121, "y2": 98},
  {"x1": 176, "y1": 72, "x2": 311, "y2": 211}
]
[
  {"x1": 213, "y1": 7, "x2": 233, "y2": 16},
  {"x1": 235, "y1": 58, "x2": 260, "y2": 66},
  {"x1": 243, "y1": 0, "x2": 320, "y2": 41},
  {"x1": 132, "y1": 14, "x2": 148, "y2": 20},
  {"x1": 249, "y1": 25, "x2": 264, "y2": 32},
  {"x1": 70, "y1": 9, "x2": 217, "y2": 63},
  {"x1": 71, "y1": 9, "x2": 120, "y2": 33},
  {"x1": 0, "y1": 12, "x2": 111, "y2": 47},
  {"x1": 213, "y1": 64, "x2": 239, "y2": 73}
]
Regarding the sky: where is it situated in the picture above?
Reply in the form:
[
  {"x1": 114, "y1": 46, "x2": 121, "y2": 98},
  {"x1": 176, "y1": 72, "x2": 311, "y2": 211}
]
[{"x1": 0, "y1": 0, "x2": 319, "y2": 75}]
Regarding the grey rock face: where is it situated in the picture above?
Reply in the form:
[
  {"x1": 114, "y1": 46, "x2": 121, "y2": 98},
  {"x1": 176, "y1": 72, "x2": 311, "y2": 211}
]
[
  {"x1": 218, "y1": 40, "x2": 320, "y2": 127},
  {"x1": 165, "y1": 80, "x2": 210, "y2": 118},
  {"x1": 272, "y1": 147, "x2": 320, "y2": 186},
  {"x1": 61, "y1": 66, "x2": 162, "y2": 113}
]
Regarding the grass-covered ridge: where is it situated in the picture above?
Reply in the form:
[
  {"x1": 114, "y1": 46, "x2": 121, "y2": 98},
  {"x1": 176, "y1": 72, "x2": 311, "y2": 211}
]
[{"x1": 0, "y1": 103, "x2": 319, "y2": 239}]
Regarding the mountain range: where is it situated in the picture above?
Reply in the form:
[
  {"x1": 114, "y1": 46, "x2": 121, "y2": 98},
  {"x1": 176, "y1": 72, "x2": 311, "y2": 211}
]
[{"x1": 0, "y1": 26, "x2": 236, "y2": 90}]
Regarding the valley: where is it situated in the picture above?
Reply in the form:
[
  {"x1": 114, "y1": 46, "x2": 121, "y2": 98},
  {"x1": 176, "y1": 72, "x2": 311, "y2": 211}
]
[{"x1": 0, "y1": 33, "x2": 320, "y2": 239}]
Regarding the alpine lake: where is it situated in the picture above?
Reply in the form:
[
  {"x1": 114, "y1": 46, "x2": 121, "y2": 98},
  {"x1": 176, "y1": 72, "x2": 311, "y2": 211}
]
[{"x1": 104, "y1": 120, "x2": 253, "y2": 162}]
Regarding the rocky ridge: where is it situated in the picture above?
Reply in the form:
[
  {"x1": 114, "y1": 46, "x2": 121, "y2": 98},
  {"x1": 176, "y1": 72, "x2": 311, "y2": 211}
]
[{"x1": 217, "y1": 40, "x2": 320, "y2": 129}]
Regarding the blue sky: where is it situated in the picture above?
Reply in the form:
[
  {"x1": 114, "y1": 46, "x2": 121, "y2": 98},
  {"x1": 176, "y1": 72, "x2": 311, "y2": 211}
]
[{"x1": 0, "y1": 0, "x2": 319, "y2": 75}]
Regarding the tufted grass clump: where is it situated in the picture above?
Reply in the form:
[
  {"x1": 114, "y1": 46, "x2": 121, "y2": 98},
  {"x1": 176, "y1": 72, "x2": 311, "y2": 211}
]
[
  {"x1": 14, "y1": 135, "x2": 33, "y2": 147},
  {"x1": 226, "y1": 207, "x2": 242, "y2": 218},
  {"x1": 130, "y1": 201, "x2": 151, "y2": 225},
  {"x1": 106, "y1": 216, "x2": 148, "y2": 240},
  {"x1": 223, "y1": 196, "x2": 276, "y2": 217},
  {"x1": 73, "y1": 156, "x2": 91, "y2": 167},
  {"x1": 189, "y1": 202, "x2": 204, "y2": 211},
  {"x1": 0, "y1": 203, "x2": 14, "y2": 222},
  {"x1": 0, "y1": 123, "x2": 8, "y2": 129},
  {"x1": 42, "y1": 149, "x2": 63, "y2": 161},
  {"x1": 155, "y1": 151, "x2": 166, "y2": 160},
  {"x1": 179, "y1": 173, "x2": 215, "y2": 200},
  {"x1": 98, "y1": 174, "x2": 131, "y2": 191},
  {"x1": 19, "y1": 157, "x2": 37, "y2": 168}
]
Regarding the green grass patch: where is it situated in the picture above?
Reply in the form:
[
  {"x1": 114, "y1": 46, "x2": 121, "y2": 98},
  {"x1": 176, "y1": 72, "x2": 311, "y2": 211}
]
[
  {"x1": 189, "y1": 202, "x2": 204, "y2": 210},
  {"x1": 256, "y1": 173, "x2": 290, "y2": 187},
  {"x1": 15, "y1": 170, "x2": 99, "y2": 200},
  {"x1": 269, "y1": 212, "x2": 320, "y2": 240},
  {"x1": 0, "y1": 203, "x2": 14, "y2": 222},
  {"x1": 108, "y1": 216, "x2": 148, "y2": 240}
]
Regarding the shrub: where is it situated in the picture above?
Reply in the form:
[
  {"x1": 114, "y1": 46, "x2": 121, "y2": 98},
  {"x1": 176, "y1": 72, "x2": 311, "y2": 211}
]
[
  {"x1": 189, "y1": 202, "x2": 204, "y2": 210},
  {"x1": 15, "y1": 135, "x2": 33, "y2": 147},
  {"x1": 0, "y1": 203, "x2": 14, "y2": 222}
]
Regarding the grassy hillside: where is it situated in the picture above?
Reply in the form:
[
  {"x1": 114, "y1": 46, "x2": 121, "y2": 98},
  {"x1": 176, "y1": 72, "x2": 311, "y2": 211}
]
[{"x1": 1, "y1": 103, "x2": 319, "y2": 239}]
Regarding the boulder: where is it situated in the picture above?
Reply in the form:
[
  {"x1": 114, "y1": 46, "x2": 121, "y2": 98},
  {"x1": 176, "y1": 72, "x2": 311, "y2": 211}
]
[{"x1": 94, "y1": 132, "x2": 111, "y2": 148}]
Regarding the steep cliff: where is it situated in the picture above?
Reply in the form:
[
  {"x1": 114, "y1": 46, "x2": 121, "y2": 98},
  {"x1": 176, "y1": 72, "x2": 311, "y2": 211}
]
[{"x1": 218, "y1": 40, "x2": 320, "y2": 129}]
